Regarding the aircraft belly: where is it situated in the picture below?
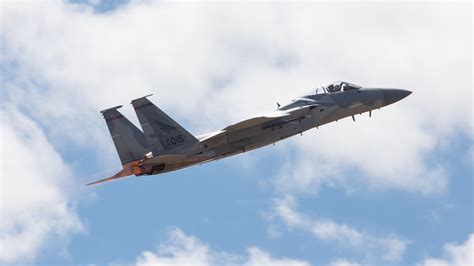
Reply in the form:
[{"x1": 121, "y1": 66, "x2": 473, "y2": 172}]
[{"x1": 162, "y1": 157, "x2": 210, "y2": 172}]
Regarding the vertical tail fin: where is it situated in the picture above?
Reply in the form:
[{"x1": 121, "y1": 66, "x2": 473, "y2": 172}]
[
  {"x1": 131, "y1": 96, "x2": 198, "y2": 153},
  {"x1": 101, "y1": 106, "x2": 149, "y2": 164}
]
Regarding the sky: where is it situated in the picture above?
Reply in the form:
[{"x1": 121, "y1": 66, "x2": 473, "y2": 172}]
[{"x1": 0, "y1": 1, "x2": 473, "y2": 265}]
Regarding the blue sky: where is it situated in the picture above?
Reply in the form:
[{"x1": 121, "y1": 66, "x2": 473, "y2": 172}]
[{"x1": 1, "y1": 1, "x2": 472, "y2": 265}]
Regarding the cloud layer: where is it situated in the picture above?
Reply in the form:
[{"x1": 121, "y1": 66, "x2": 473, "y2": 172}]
[
  {"x1": 0, "y1": 109, "x2": 82, "y2": 263},
  {"x1": 2, "y1": 1, "x2": 471, "y2": 196},
  {"x1": 273, "y1": 196, "x2": 408, "y2": 263},
  {"x1": 417, "y1": 234, "x2": 473, "y2": 266},
  {"x1": 135, "y1": 228, "x2": 309, "y2": 266},
  {"x1": 1, "y1": 1, "x2": 471, "y2": 264}
]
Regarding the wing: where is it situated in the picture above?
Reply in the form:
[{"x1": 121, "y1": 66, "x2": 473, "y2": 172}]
[
  {"x1": 220, "y1": 104, "x2": 320, "y2": 133},
  {"x1": 195, "y1": 103, "x2": 320, "y2": 149},
  {"x1": 195, "y1": 110, "x2": 306, "y2": 148},
  {"x1": 223, "y1": 112, "x2": 291, "y2": 132}
]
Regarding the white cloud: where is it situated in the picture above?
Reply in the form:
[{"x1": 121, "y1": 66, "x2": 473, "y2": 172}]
[
  {"x1": 0, "y1": 108, "x2": 82, "y2": 264},
  {"x1": 329, "y1": 259, "x2": 361, "y2": 266},
  {"x1": 275, "y1": 112, "x2": 449, "y2": 195},
  {"x1": 135, "y1": 227, "x2": 309, "y2": 266},
  {"x1": 1, "y1": 1, "x2": 471, "y2": 195},
  {"x1": 417, "y1": 234, "x2": 473, "y2": 266},
  {"x1": 273, "y1": 196, "x2": 408, "y2": 263}
]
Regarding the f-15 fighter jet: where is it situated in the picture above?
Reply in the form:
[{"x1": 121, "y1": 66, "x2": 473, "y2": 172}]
[{"x1": 87, "y1": 81, "x2": 411, "y2": 185}]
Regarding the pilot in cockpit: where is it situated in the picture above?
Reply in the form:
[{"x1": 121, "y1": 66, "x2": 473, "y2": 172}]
[
  {"x1": 326, "y1": 83, "x2": 341, "y2": 92},
  {"x1": 326, "y1": 82, "x2": 361, "y2": 93}
]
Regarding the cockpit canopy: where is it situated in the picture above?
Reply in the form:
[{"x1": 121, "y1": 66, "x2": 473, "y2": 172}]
[
  {"x1": 282, "y1": 81, "x2": 362, "y2": 111},
  {"x1": 301, "y1": 81, "x2": 362, "y2": 96},
  {"x1": 325, "y1": 81, "x2": 361, "y2": 92}
]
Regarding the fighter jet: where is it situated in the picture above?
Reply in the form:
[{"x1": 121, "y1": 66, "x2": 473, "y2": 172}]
[{"x1": 87, "y1": 81, "x2": 411, "y2": 185}]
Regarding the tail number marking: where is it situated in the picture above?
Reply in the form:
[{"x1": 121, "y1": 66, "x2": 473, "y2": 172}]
[{"x1": 165, "y1": 135, "x2": 184, "y2": 146}]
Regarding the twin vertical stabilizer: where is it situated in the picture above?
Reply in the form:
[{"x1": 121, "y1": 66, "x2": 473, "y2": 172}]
[
  {"x1": 100, "y1": 96, "x2": 197, "y2": 166},
  {"x1": 131, "y1": 96, "x2": 198, "y2": 153},
  {"x1": 91, "y1": 96, "x2": 197, "y2": 185},
  {"x1": 100, "y1": 106, "x2": 149, "y2": 164}
]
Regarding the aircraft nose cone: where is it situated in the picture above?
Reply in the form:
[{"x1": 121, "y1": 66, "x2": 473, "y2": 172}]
[{"x1": 383, "y1": 89, "x2": 412, "y2": 106}]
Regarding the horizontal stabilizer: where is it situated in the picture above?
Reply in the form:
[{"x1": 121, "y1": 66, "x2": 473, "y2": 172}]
[{"x1": 86, "y1": 167, "x2": 133, "y2": 186}]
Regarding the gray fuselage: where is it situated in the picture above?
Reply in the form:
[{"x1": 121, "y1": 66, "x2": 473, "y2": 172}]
[
  {"x1": 90, "y1": 82, "x2": 411, "y2": 185},
  {"x1": 147, "y1": 86, "x2": 411, "y2": 174}
]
